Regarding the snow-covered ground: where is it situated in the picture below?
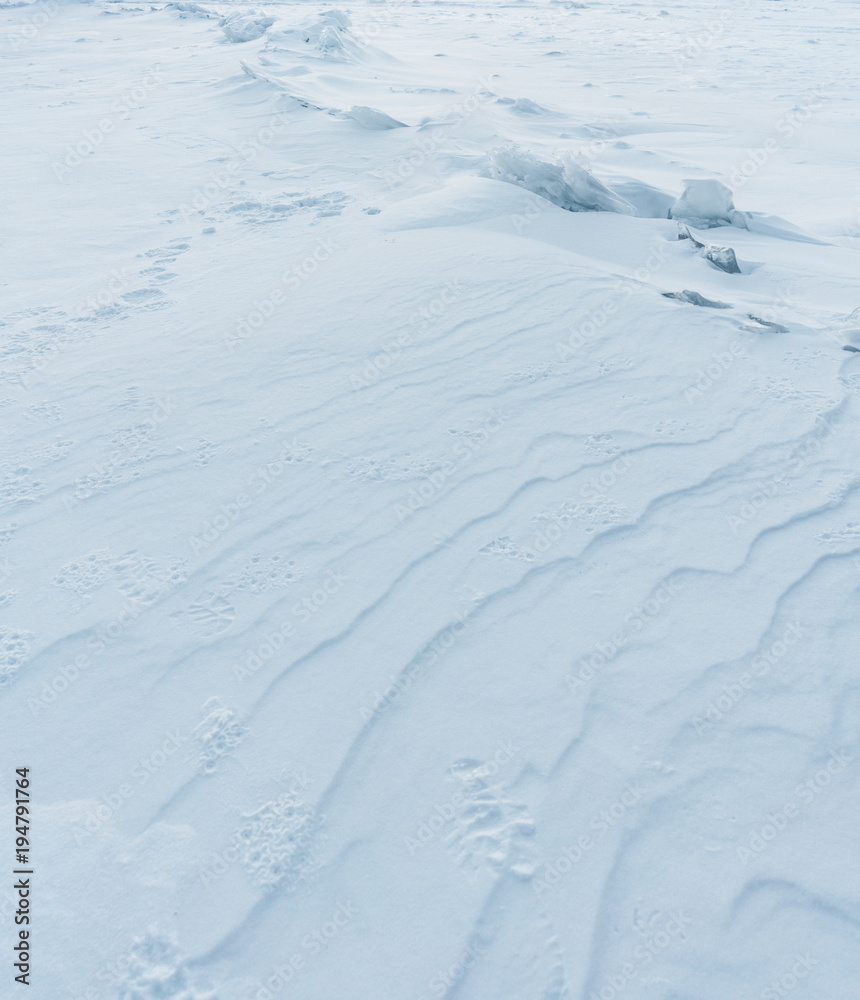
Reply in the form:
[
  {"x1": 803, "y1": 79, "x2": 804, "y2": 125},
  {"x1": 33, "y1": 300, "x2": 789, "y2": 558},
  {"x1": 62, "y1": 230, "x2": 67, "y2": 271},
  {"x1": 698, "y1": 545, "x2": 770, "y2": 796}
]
[{"x1": 2, "y1": 1, "x2": 860, "y2": 997}]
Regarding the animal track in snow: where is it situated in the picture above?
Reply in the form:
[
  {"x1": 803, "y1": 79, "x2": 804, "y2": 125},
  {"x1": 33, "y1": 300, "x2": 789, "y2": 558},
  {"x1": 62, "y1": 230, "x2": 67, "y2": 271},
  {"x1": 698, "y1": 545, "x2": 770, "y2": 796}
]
[
  {"x1": 230, "y1": 554, "x2": 307, "y2": 594},
  {"x1": 815, "y1": 522, "x2": 860, "y2": 547},
  {"x1": 53, "y1": 549, "x2": 115, "y2": 596},
  {"x1": 535, "y1": 495, "x2": 627, "y2": 534},
  {"x1": 745, "y1": 375, "x2": 835, "y2": 415},
  {"x1": 504, "y1": 363, "x2": 555, "y2": 384},
  {"x1": 70, "y1": 423, "x2": 157, "y2": 498},
  {"x1": 169, "y1": 591, "x2": 235, "y2": 638},
  {"x1": 120, "y1": 287, "x2": 170, "y2": 310},
  {"x1": 0, "y1": 627, "x2": 34, "y2": 684},
  {"x1": 195, "y1": 438, "x2": 216, "y2": 467},
  {"x1": 0, "y1": 462, "x2": 45, "y2": 510},
  {"x1": 218, "y1": 190, "x2": 350, "y2": 226},
  {"x1": 114, "y1": 930, "x2": 217, "y2": 1000},
  {"x1": 584, "y1": 433, "x2": 620, "y2": 458},
  {"x1": 653, "y1": 418, "x2": 690, "y2": 437},
  {"x1": 237, "y1": 793, "x2": 320, "y2": 890},
  {"x1": 479, "y1": 536, "x2": 535, "y2": 562},
  {"x1": 444, "y1": 758, "x2": 537, "y2": 881},
  {"x1": 142, "y1": 238, "x2": 191, "y2": 266},
  {"x1": 22, "y1": 400, "x2": 63, "y2": 423},
  {"x1": 53, "y1": 549, "x2": 188, "y2": 608},
  {"x1": 192, "y1": 697, "x2": 248, "y2": 773},
  {"x1": 113, "y1": 550, "x2": 188, "y2": 606}
]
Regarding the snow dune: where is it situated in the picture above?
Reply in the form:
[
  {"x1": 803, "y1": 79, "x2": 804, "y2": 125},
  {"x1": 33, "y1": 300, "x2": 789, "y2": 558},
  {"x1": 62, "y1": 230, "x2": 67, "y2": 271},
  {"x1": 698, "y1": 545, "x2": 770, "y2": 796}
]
[{"x1": 2, "y1": 1, "x2": 860, "y2": 998}]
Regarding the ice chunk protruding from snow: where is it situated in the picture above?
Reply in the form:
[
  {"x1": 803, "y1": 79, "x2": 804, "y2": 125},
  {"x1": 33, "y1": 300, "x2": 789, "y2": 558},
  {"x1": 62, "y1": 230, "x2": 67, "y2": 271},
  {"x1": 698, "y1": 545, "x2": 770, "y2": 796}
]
[
  {"x1": 748, "y1": 314, "x2": 789, "y2": 333},
  {"x1": 266, "y1": 9, "x2": 364, "y2": 60},
  {"x1": 220, "y1": 10, "x2": 276, "y2": 43},
  {"x1": 486, "y1": 145, "x2": 635, "y2": 215},
  {"x1": 662, "y1": 290, "x2": 732, "y2": 309},
  {"x1": 167, "y1": 1, "x2": 217, "y2": 17},
  {"x1": 670, "y1": 179, "x2": 735, "y2": 228},
  {"x1": 347, "y1": 106, "x2": 407, "y2": 130},
  {"x1": 678, "y1": 223, "x2": 742, "y2": 273},
  {"x1": 703, "y1": 244, "x2": 741, "y2": 273}
]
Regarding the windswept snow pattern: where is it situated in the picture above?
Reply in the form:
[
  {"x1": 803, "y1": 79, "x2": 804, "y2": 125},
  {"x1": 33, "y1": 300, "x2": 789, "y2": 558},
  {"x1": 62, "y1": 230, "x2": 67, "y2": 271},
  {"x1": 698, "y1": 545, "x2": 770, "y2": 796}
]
[{"x1": 2, "y1": 0, "x2": 860, "y2": 998}]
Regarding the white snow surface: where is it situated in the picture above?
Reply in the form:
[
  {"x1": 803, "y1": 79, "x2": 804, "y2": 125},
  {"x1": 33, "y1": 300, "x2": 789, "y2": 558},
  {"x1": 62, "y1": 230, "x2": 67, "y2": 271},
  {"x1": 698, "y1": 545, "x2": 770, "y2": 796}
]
[{"x1": 2, "y1": 0, "x2": 860, "y2": 998}]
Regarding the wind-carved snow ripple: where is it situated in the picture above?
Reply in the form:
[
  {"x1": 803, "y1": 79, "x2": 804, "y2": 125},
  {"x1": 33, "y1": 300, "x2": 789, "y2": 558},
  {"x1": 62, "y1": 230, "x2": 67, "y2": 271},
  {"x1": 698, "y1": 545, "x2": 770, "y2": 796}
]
[{"x1": 237, "y1": 794, "x2": 321, "y2": 890}]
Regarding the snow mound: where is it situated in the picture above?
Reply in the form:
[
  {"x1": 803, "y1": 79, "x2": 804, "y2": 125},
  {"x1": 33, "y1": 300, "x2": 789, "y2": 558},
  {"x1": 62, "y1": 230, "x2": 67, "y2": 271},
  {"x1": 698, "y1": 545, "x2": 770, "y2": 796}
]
[
  {"x1": 166, "y1": 1, "x2": 217, "y2": 18},
  {"x1": 347, "y1": 105, "x2": 407, "y2": 130},
  {"x1": 496, "y1": 96, "x2": 556, "y2": 116},
  {"x1": 486, "y1": 145, "x2": 636, "y2": 215},
  {"x1": 669, "y1": 179, "x2": 736, "y2": 228},
  {"x1": 267, "y1": 9, "x2": 364, "y2": 61},
  {"x1": 220, "y1": 10, "x2": 275, "y2": 43}
]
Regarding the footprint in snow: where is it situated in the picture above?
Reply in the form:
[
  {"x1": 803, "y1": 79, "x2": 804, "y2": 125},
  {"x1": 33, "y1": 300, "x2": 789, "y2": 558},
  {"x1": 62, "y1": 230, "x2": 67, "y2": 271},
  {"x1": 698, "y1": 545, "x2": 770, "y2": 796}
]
[
  {"x1": 192, "y1": 697, "x2": 247, "y2": 773},
  {"x1": 115, "y1": 930, "x2": 217, "y2": 1000},
  {"x1": 0, "y1": 627, "x2": 34, "y2": 685},
  {"x1": 169, "y1": 592, "x2": 235, "y2": 638},
  {"x1": 237, "y1": 793, "x2": 321, "y2": 891},
  {"x1": 444, "y1": 758, "x2": 537, "y2": 882}
]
